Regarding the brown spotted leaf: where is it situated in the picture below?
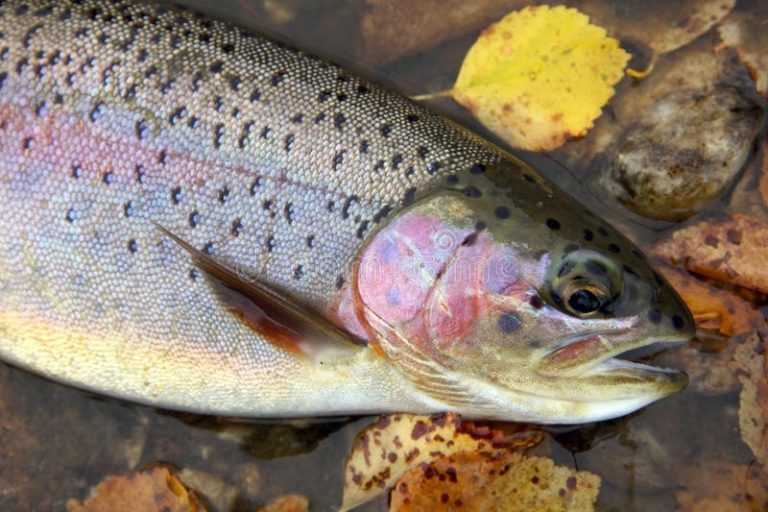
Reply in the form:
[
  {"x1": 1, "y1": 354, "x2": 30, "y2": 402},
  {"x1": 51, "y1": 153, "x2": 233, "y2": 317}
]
[
  {"x1": 734, "y1": 333, "x2": 768, "y2": 462},
  {"x1": 66, "y1": 466, "x2": 205, "y2": 512},
  {"x1": 341, "y1": 413, "x2": 542, "y2": 511},
  {"x1": 389, "y1": 451, "x2": 600, "y2": 512},
  {"x1": 654, "y1": 214, "x2": 768, "y2": 294},
  {"x1": 718, "y1": 0, "x2": 768, "y2": 95},
  {"x1": 657, "y1": 265, "x2": 764, "y2": 338},
  {"x1": 676, "y1": 460, "x2": 768, "y2": 511}
]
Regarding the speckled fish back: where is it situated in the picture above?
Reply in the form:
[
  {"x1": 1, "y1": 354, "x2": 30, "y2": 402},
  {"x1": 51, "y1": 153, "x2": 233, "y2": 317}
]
[{"x1": 0, "y1": 0, "x2": 504, "y2": 414}]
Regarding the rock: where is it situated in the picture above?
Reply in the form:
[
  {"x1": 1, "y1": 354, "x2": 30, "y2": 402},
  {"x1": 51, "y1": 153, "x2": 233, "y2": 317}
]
[{"x1": 604, "y1": 86, "x2": 763, "y2": 220}]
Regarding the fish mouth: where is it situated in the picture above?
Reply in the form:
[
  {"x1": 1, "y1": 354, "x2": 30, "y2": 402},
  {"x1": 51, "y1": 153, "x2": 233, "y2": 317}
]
[{"x1": 537, "y1": 330, "x2": 689, "y2": 399}]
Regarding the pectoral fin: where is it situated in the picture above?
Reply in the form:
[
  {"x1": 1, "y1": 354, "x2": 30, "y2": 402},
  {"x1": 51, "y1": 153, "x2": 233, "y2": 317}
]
[{"x1": 156, "y1": 225, "x2": 363, "y2": 357}]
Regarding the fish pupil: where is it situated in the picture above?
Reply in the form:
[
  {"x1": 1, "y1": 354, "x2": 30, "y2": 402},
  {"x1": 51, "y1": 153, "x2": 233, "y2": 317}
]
[{"x1": 568, "y1": 289, "x2": 601, "y2": 314}]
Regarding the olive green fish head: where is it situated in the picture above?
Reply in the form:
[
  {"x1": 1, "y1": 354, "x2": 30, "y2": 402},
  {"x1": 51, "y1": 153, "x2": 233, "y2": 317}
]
[{"x1": 348, "y1": 161, "x2": 693, "y2": 423}]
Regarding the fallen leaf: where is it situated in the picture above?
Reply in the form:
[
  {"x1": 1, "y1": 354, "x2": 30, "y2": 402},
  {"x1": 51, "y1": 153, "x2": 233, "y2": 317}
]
[
  {"x1": 389, "y1": 451, "x2": 600, "y2": 512},
  {"x1": 654, "y1": 214, "x2": 768, "y2": 294},
  {"x1": 452, "y1": 5, "x2": 629, "y2": 151},
  {"x1": 657, "y1": 265, "x2": 764, "y2": 338},
  {"x1": 734, "y1": 333, "x2": 768, "y2": 462},
  {"x1": 572, "y1": 0, "x2": 735, "y2": 54},
  {"x1": 359, "y1": 0, "x2": 528, "y2": 65},
  {"x1": 676, "y1": 460, "x2": 768, "y2": 511},
  {"x1": 66, "y1": 466, "x2": 204, "y2": 512},
  {"x1": 718, "y1": 0, "x2": 768, "y2": 95},
  {"x1": 256, "y1": 494, "x2": 310, "y2": 512},
  {"x1": 341, "y1": 413, "x2": 543, "y2": 511}
]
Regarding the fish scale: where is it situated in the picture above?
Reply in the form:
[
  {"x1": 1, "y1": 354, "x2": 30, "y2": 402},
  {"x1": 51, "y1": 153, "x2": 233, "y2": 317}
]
[
  {"x1": 0, "y1": 0, "x2": 503, "y2": 415},
  {"x1": 0, "y1": 0, "x2": 695, "y2": 422}
]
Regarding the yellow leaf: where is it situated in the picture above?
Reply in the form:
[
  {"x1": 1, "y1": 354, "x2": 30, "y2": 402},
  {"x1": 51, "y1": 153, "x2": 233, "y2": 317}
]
[
  {"x1": 390, "y1": 451, "x2": 601, "y2": 512},
  {"x1": 452, "y1": 5, "x2": 629, "y2": 151},
  {"x1": 341, "y1": 413, "x2": 542, "y2": 511}
]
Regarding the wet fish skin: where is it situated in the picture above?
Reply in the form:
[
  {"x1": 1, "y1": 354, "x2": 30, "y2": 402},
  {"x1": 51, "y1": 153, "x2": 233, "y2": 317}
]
[{"x1": 0, "y1": 0, "x2": 693, "y2": 422}]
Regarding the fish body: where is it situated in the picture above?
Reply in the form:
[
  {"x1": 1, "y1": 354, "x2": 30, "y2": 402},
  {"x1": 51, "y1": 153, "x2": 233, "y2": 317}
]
[{"x1": 0, "y1": 0, "x2": 693, "y2": 423}]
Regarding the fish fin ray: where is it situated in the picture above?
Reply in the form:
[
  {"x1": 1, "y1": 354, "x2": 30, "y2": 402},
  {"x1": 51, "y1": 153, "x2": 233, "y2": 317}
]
[{"x1": 156, "y1": 224, "x2": 363, "y2": 357}]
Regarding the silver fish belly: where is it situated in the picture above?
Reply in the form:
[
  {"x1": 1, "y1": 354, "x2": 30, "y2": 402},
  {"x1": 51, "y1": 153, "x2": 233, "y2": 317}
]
[{"x1": 0, "y1": 0, "x2": 694, "y2": 423}]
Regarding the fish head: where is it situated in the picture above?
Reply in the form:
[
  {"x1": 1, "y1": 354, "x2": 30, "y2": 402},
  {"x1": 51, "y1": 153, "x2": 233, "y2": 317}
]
[{"x1": 353, "y1": 161, "x2": 694, "y2": 423}]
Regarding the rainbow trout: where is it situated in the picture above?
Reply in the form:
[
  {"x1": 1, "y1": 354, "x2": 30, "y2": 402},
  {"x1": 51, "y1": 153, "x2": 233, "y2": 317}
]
[{"x1": 0, "y1": 0, "x2": 694, "y2": 423}]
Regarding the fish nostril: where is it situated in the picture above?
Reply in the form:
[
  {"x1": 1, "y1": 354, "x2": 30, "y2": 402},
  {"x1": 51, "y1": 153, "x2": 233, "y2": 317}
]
[{"x1": 672, "y1": 315, "x2": 685, "y2": 330}]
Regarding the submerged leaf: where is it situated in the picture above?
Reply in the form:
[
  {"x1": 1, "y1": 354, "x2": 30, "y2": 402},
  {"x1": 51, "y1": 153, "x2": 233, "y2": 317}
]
[
  {"x1": 718, "y1": 0, "x2": 768, "y2": 95},
  {"x1": 452, "y1": 5, "x2": 629, "y2": 151},
  {"x1": 654, "y1": 214, "x2": 768, "y2": 294},
  {"x1": 341, "y1": 413, "x2": 542, "y2": 511},
  {"x1": 734, "y1": 333, "x2": 768, "y2": 462},
  {"x1": 389, "y1": 451, "x2": 600, "y2": 512},
  {"x1": 675, "y1": 460, "x2": 768, "y2": 511},
  {"x1": 67, "y1": 466, "x2": 205, "y2": 512}
]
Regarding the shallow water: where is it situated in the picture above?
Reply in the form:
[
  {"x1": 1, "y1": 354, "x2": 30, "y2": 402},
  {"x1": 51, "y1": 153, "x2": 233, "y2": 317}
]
[{"x1": 1, "y1": 0, "x2": 766, "y2": 510}]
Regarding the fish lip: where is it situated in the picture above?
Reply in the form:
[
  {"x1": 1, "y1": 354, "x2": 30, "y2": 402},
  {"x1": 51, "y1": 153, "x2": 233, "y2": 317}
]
[{"x1": 537, "y1": 328, "x2": 690, "y2": 379}]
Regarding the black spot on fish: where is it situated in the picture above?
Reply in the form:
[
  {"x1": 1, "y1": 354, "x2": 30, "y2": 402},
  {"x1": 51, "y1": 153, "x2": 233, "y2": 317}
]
[
  {"x1": 291, "y1": 113, "x2": 304, "y2": 124},
  {"x1": 89, "y1": 102, "x2": 104, "y2": 122},
  {"x1": 546, "y1": 218, "x2": 561, "y2": 230},
  {"x1": 203, "y1": 242, "x2": 216, "y2": 255},
  {"x1": 135, "y1": 119, "x2": 149, "y2": 140},
  {"x1": 231, "y1": 218, "x2": 243, "y2": 237},
  {"x1": 218, "y1": 187, "x2": 230, "y2": 203},
  {"x1": 250, "y1": 87, "x2": 261, "y2": 102},
  {"x1": 262, "y1": 199, "x2": 273, "y2": 212},
  {"x1": 357, "y1": 85, "x2": 369, "y2": 95},
  {"x1": 214, "y1": 123, "x2": 225, "y2": 148},
  {"x1": 380, "y1": 124, "x2": 392, "y2": 137},
  {"x1": 249, "y1": 176, "x2": 263, "y2": 195},
  {"x1": 65, "y1": 208, "x2": 77, "y2": 223},
  {"x1": 391, "y1": 154, "x2": 403, "y2": 170},
  {"x1": 189, "y1": 211, "x2": 200, "y2": 228},
  {"x1": 427, "y1": 161, "x2": 441, "y2": 174},
  {"x1": 523, "y1": 173, "x2": 536, "y2": 183},
  {"x1": 22, "y1": 23, "x2": 43, "y2": 48},
  {"x1": 271, "y1": 71, "x2": 286, "y2": 86},
  {"x1": 470, "y1": 164, "x2": 486, "y2": 175},
  {"x1": 406, "y1": 114, "x2": 419, "y2": 123},
  {"x1": 293, "y1": 265, "x2": 304, "y2": 280},
  {"x1": 306, "y1": 235, "x2": 315, "y2": 248},
  {"x1": 341, "y1": 196, "x2": 359, "y2": 220},
  {"x1": 373, "y1": 160, "x2": 385, "y2": 172},
  {"x1": 597, "y1": 227, "x2": 609, "y2": 236},
  {"x1": 608, "y1": 243, "x2": 621, "y2": 254},
  {"x1": 564, "y1": 244, "x2": 579, "y2": 254},
  {"x1": 127, "y1": 239, "x2": 138, "y2": 253},
  {"x1": 221, "y1": 43, "x2": 235, "y2": 54},
  {"x1": 583, "y1": 229, "x2": 594, "y2": 241},
  {"x1": 284, "y1": 133, "x2": 294, "y2": 152},
  {"x1": 333, "y1": 113, "x2": 346, "y2": 130},
  {"x1": 337, "y1": 93, "x2": 347, "y2": 102},
  {"x1": 326, "y1": 200, "x2": 335, "y2": 212},
  {"x1": 71, "y1": 165, "x2": 82, "y2": 179},
  {"x1": 495, "y1": 206, "x2": 510, "y2": 219},
  {"x1": 530, "y1": 296, "x2": 544, "y2": 309},
  {"x1": 260, "y1": 126, "x2": 271, "y2": 139},
  {"x1": 475, "y1": 220, "x2": 487, "y2": 231},
  {"x1": 209, "y1": 60, "x2": 223, "y2": 74},
  {"x1": 266, "y1": 236, "x2": 275, "y2": 252},
  {"x1": 158, "y1": 150, "x2": 167, "y2": 165},
  {"x1": 462, "y1": 232, "x2": 478, "y2": 247},
  {"x1": 403, "y1": 187, "x2": 417, "y2": 205},
  {"x1": 318, "y1": 90, "x2": 332, "y2": 102},
  {"x1": 171, "y1": 186, "x2": 183, "y2": 204},
  {"x1": 284, "y1": 203, "x2": 294, "y2": 224},
  {"x1": 189, "y1": 268, "x2": 200, "y2": 281},
  {"x1": 463, "y1": 186, "x2": 481, "y2": 198},
  {"x1": 214, "y1": 96, "x2": 224, "y2": 111},
  {"x1": 417, "y1": 146, "x2": 429, "y2": 160},
  {"x1": 359, "y1": 140, "x2": 369, "y2": 154},
  {"x1": 169, "y1": 106, "x2": 186, "y2": 125},
  {"x1": 357, "y1": 220, "x2": 369, "y2": 239},
  {"x1": 497, "y1": 312, "x2": 522, "y2": 333},
  {"x1": 333, "y1": 150, "x2": 345, "y2": 171},
  {"x1": 22, "y1": 136, "x2": 33, "y2": 150},
  {"x1": 672, "y1": 315, "x2": 685, "y2": 330},
  {"x1": 336, "y1": 275, "x2": 345, "y2": 289},
  {"x1": 123, "y1": 201, "x2": 135, "y2": 217}
]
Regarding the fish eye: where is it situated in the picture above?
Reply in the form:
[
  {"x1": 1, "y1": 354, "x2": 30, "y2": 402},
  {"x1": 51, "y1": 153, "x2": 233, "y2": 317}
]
[{"x1": 546, "y1": 250, "x2": 622, "y2": 318}]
